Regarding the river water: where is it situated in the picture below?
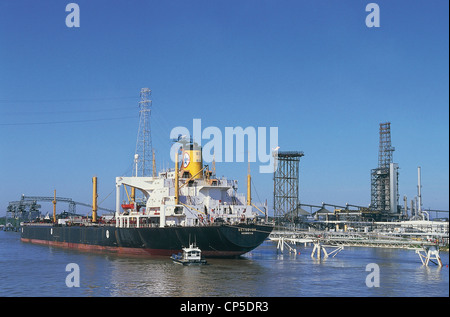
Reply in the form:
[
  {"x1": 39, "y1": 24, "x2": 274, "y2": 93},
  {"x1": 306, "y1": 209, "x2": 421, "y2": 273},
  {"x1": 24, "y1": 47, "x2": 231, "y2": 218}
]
[{"x1": 0, "y1": 230, "x2": 448, "y2": 297}]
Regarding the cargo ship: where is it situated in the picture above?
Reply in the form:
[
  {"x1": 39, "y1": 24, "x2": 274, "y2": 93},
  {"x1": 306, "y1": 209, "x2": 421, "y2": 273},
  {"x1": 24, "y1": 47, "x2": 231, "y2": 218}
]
[{"x1": 21, "y1": 139, "x2": 273, "y2": 257}]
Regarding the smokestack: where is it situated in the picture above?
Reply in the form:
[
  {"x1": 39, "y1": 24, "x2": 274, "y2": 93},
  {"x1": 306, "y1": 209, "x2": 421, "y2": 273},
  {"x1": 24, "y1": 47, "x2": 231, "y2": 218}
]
[
  {"x1": 417, "y1": 167, "x2": 422, "y2": 213},
  {"x1": 403, "y1": 195, "x2": 408, "y2": 217}
]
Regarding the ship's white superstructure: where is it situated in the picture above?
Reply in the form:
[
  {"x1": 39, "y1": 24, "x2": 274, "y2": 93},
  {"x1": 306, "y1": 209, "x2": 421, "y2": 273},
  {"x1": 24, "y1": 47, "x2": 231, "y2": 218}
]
[{"x1": 115, "y1": 141, "x2": 261, "y2": 229}]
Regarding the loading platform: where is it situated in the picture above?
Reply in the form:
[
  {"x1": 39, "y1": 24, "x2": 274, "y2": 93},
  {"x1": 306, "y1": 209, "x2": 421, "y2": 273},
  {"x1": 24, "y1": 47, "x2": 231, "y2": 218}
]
[{"x1": 269, "y1": 227, "x2": 446, "y2": 250}]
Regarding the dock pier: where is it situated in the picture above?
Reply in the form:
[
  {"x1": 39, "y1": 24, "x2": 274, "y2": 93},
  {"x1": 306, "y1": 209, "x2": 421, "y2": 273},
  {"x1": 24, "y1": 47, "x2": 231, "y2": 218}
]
[
  {"x1": 269, "y1": 223, "x2": 448, "y2": 254},
  {"x1": 271, "y1": 233, "x2": 345, "y2": 259},
  {"x1": 415, "y1": 245, "x2": 443, "y2": 267},
  {"x1": 310, "y1": 241, "x2": 344, "y2": 259}
]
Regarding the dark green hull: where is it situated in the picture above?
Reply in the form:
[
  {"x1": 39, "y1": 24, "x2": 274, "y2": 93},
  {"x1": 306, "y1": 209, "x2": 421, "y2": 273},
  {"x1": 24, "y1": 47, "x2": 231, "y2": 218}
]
[{"x1": 21, "y1": 223, "x2": 273, "y2": 258}]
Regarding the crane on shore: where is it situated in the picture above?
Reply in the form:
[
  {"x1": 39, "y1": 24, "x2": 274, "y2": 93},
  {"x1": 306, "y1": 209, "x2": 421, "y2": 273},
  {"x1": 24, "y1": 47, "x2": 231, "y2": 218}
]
[{"x1": 7, "y1": 194, "x2": 115, "y2": 221}]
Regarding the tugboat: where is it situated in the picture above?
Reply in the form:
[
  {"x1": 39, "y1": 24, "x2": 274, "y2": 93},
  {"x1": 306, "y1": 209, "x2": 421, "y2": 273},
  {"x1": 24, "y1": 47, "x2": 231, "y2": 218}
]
[{"x1": 171, "y1": 243, "x2": 208, "y2": 265}]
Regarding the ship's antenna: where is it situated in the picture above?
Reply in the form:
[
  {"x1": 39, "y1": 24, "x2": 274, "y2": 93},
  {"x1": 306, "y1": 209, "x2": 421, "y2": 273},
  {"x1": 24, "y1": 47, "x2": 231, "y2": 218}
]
[{"x1": 134, "y1": 88, "x2": 153, "y2": 177}]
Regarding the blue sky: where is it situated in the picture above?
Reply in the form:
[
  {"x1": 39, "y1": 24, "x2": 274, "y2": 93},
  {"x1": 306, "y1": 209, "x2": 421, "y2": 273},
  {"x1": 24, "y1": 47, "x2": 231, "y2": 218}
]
[{"x1": 0, "y1": 0, "x2": 448, "y2": 217}]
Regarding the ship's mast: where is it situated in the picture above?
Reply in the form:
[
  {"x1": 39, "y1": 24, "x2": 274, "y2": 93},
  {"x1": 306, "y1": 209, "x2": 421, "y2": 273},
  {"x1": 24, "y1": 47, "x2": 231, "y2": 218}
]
[{"x1": 134, "y1": 88, "x2": 153, "y2": 177}]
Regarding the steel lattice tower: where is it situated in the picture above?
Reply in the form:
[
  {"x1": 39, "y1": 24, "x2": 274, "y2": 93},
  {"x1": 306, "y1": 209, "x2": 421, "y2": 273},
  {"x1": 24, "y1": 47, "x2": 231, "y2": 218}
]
[
  {"x1": 377, "y1": 122, "x2": 395, "y2": 169},
  {"x1": 273, "y1": 151, "x2": 304, "y2": 221},
  {"x1": 134, "y1": 88, "x2": 153, "y2": 177}
]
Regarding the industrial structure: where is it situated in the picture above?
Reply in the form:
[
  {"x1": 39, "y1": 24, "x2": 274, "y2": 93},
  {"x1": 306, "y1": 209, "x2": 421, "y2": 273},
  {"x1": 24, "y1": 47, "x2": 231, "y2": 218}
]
[
  {"x1": 6, "y1": 198, "x2": 41, "y2": 222},
  {"x1": 272, "y1": 122, "x2": 448, "y2": 229},
  {"x1": 273, "y1": 151, "x2": 304, "y2": 222},
  {"x1": 370, "y1": 122, "x2": 400, "y2": 219},
  {"x1": 6, "y1": 194, "x2": 115, "y2": 223}
]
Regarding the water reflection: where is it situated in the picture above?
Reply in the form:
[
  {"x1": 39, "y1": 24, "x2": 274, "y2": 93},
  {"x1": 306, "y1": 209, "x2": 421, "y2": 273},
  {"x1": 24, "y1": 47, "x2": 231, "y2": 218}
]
[
  {"x1": 103, "y1": 256, "x2": 269, "y2": 297},
  {"x1": 1, "y1": 232, "x2": 448, "y2": 297}
]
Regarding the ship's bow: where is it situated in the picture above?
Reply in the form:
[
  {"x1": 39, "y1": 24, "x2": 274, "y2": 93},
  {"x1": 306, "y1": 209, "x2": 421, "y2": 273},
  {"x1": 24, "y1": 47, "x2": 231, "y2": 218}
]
[{"x1": 204, "y1": 223, "x2": 273, "y2": 257}]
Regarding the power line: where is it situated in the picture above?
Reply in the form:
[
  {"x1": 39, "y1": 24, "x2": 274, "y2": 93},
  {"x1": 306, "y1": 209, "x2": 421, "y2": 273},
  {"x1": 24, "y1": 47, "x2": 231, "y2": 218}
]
[
  {"x1": 1, "y1": 106, "x2": 136, "y2": 116},
  {"x1": 0, "y1": 116, "x2": 136, "y2": 126},
  {"x1": 0, "y1": 96, "x2": 136, "y2": 103}
]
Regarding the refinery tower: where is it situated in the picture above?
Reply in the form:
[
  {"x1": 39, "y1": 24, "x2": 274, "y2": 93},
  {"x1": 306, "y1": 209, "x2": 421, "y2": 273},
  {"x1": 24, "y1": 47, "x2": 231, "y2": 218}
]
[{"x1": 370, "y1": 122, "x2": 400, "y2": 218}]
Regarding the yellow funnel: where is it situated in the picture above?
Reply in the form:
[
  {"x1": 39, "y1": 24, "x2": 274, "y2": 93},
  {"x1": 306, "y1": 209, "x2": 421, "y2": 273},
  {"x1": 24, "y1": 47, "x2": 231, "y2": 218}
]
[{"x1": 181, "y1": 143, "x2": 203, "y2": 179}]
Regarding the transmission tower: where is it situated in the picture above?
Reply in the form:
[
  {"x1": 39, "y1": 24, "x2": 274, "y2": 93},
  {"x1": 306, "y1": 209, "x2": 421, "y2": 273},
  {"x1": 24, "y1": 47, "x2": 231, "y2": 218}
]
[{"x1": 134, "y1": 88, "x2": 153, "y2": 177}]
